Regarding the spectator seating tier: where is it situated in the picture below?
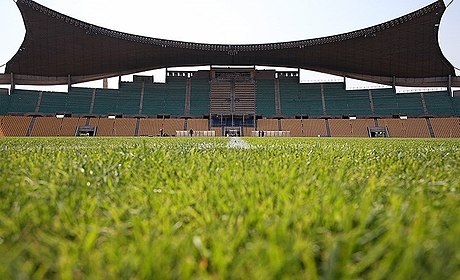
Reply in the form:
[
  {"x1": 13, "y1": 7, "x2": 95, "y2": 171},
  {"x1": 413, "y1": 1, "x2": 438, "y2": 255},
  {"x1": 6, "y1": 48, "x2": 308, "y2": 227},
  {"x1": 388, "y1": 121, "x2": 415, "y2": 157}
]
[
  {"x1": 430, "y1": 118, "x2": 460, "y2": 138},
  {"x1": 0, "y1": 116, "x2": 32, "y2": 136},
  {"x1": 190, "y1": 78, "x2": 210, "y2": 116},
  {"x1": 378, "y1": 118, "x2": 430, "y2": 138},
  {"x1": 256, "y1": 79, "x2": 276, "y2": 116}
]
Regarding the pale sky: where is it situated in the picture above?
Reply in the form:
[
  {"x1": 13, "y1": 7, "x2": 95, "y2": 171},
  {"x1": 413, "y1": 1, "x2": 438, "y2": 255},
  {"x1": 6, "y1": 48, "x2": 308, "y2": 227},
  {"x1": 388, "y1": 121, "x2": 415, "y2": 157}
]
[{"x1": 0, "y1": 0, "x2": 458, "y2": 91}]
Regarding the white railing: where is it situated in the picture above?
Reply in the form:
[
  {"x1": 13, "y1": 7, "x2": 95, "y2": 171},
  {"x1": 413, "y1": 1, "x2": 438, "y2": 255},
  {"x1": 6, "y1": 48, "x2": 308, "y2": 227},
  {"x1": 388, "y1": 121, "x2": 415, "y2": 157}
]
[
  {"x1": 176, "y1": 131, "x2": 216, "y2": 137},
  {"x1": 251, "y1": 131, "x2": 291, "y2": 137}
]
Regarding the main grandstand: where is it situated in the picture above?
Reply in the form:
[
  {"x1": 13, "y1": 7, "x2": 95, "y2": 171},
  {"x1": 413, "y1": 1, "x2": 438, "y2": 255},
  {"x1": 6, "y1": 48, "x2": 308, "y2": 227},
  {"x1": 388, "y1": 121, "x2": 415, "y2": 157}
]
[{"x1": 0, "y1": 0, "x2": 459, "y2": 138}]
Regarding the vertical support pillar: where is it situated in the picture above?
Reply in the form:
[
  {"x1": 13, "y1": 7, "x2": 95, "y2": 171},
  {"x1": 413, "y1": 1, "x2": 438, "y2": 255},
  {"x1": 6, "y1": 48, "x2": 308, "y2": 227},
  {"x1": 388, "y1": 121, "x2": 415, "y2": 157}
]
[
  {"x1": 369, "y1": 89, "x2": 375, "y2": 116},
  {"x1": 426, "y1": 118, "x2": 435, "y2": 138},
  {"x1": 89, "y1": 88, "x2": 96, "y2": 115},
  {"x1": 118, "y1": 76, "x2": 122, "y2": 88},
  {"x1": 420, "y1": 92, "x2": 429, "y2": 115},
  {"x1": 139, "y1": 82, "x2": 145, "y2": 115},
  {"x1": 251, "y1": 79, "x2": 256, "y2": 118},
  {"x1": 301, "y1": 117, "x2": 305, "y2": 137},
  {"x1": 253, "y1": 76, "x2": 257, "y2": 131},
  {"x1": 274, "y1": 78, "x2": 281, "y2": 115},
  {"x1": 392, "y1": 76, "x2": 397, "y2": 93},
  {"x1": 321, "y1": 83, "x2": 327, "y2": 116},
  {"x1": 67, "y1": 75, "x2": 72, "y2": 93},
  {"x1": 325, "y1": 119, "x2": 331, "y2": 137},
  {"x1": 27, "y1": 117, "x2": 36, "y2": 137},
  {"x1": 448, "y1": 75, "x2": 453, "y2": 97},
  {"x1": 35, "y1": 91, "x2": 43, "y2": 113},
  {"x1": 103, "y1": 78, "x2": 108, "y2": 89},
  {"x1": 343, "y1": 76, "x2": 347, "y2": 90},
  {"x1": 208, "y1": 77, "x2": 213, "y2": 117},
  {"x1": 10, "y1": 73, "x2": 15, "y2": 92},
  {"x1": 230, "y1": 80, "x2": 235, "y2": 114},
  {"x1": 134, "y1": 118, "x2": 141, "y2": 137},
  {"x1": 184, "y1": 78, "x2": 191, "y2": 116}
]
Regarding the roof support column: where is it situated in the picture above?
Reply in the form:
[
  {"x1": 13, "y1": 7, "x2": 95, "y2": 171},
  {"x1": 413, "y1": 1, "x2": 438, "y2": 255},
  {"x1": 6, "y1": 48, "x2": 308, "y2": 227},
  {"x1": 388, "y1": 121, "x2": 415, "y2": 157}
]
[
  {"x1": 10, "y1": 73, "x2": 15, "y2": 92},
  {"x1": 392, "y1": 76, "x2": 396, "y2": 93},
  {"x1": 448, "y1": 75, "x2": 453, "y2": 97},
  {"x1": 67, "y1": 75, "x2": 72, "y2": 92}
]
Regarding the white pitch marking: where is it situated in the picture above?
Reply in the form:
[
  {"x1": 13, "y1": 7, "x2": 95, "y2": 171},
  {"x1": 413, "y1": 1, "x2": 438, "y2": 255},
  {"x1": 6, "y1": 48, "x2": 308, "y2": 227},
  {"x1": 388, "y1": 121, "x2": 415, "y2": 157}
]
[{"x1": 227, "y1": 137, "x2": 251, "y2": 149}]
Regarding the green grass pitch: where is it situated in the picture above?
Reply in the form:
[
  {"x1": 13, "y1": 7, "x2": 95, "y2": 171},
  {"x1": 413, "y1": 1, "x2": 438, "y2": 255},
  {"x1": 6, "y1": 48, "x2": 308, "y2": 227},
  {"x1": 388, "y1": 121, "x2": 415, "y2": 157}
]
[{"x1": 0, "y1": 137, "x2": 459, "y2": 279}]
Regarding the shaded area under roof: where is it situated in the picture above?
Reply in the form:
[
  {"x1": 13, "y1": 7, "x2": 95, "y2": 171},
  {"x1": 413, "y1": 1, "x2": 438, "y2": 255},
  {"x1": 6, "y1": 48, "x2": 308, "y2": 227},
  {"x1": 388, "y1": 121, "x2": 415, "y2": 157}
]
[{"x1": 0, "y1": 0, "x2": 458, "y2": 87}]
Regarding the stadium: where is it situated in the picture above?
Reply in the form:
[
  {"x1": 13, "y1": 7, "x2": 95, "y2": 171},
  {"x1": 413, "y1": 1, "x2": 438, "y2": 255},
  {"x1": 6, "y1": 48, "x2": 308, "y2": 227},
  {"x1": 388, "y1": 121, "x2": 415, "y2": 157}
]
[
  {"x1": 0, "y1": 0, "x2": 459, "y2": 138},
  {"x1": 1, "y1": 0, "x2": 460, "y2": 279}
]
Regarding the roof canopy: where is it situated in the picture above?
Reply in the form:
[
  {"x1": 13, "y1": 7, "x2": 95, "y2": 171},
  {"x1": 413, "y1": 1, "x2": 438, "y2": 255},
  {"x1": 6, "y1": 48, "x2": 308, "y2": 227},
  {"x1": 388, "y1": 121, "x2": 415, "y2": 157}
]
[{"x1": 1, "y1": 0, "x2": 458, "y2": 86}]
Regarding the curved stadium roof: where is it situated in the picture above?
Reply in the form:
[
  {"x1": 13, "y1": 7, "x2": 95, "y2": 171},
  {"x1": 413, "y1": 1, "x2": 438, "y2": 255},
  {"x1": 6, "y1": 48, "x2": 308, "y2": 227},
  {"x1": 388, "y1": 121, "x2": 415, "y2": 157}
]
[{"x1": 0, "y1": 0, "x2": 458, "y2": 87}]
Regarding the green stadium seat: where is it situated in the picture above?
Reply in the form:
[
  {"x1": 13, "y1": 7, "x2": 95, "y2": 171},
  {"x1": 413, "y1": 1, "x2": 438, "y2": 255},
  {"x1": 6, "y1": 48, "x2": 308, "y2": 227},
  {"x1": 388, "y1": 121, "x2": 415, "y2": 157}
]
[
  {"x1": 143, "y1": 83, "x2": 167, "y2": 116},
  {"x1": 118, "y1": 83, "x2": 142, "y2": 115},
  {"x1": 424, "y1": 91, "x2": 454, "y2": 116},
  {"x1": 9, "y1": 89, "x2": 40, "y2": 113},
  {"x1": 345, "y1": 90, "x2": 372, "y2": 116},
  {"x1": 165, "y1": 77, "x2": 186, "y2": 116},
  {"x1": 395, "y1": 93, "x2": 425, "y2": 116},
  {"x1": 0, "y1": 91, "x2": 11, "y2": 115},
  {"x1": 93, "y1": 89, "x2": 118, "y2": 115},
  {"x1": 190, "y1": 78, "x2": 210, "y2": 116},
  {"x1": 298, "y1": 83, "x2": 323, "y2": 116},
  {"x1": 323, "y1": 83, "x2": 351, "y2": 116},
  {"x1": 372, "y1": 88, "x2": 398, "y2": 116},
  {"x1": 67, "y1": 87, "x2": 93, "y2": 115},
  {"x1": 279, "y1": 79, "x2": 300, "y2": 116},
  {"x1": 453, "y1": 96, "x2": 460, "y2": 116},
  {"x1": 39, "y1": 91, "x2": 68, "y2": 114},
  {"x1": 256, "y1": 79, "x2": 276, "y2": 116}
]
